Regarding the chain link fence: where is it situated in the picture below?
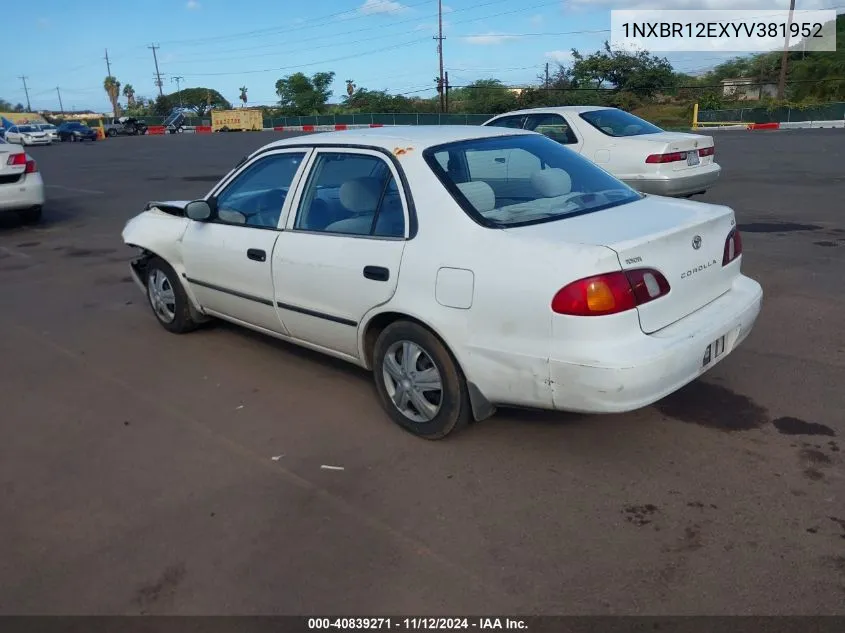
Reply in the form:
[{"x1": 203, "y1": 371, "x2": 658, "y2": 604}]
[
  {"x1": 697, "y1": 102, "x2": 845, "y2": 124},
  {"x1": 77, "y1": 113, "x2": 493, "y2": 128}
]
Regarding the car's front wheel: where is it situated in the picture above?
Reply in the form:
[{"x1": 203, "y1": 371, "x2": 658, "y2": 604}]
[
  {"x1": 144, "y1": 257, "x2": 200, "y2": 334},
  {"x1": 372, "y1": 321, "x2": 471, "y2": 440}
]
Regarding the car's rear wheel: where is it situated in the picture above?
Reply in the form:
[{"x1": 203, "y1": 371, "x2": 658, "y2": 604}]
[
  {"x1": 145, "y1": 257, "x2": 200, "y2": 334},
  {"x1": 372, "y1": 321, "x2": 471, "y2": 440},
  {"x1": 107, "y1": 129, "x2": 117, "y2": 137},
  {"x1": 19, "y1": 206, "x2": 42, "y2": 225}
]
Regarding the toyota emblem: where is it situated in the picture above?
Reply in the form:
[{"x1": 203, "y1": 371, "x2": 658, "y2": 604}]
[{"x1": 692, "y1": 235, "x2": 702, "y2": 250}]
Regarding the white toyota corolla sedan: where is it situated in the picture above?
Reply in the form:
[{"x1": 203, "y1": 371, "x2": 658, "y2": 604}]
[
  {"x1": 121, "y1": 125, "x2": 762, "y2": 439},
  {"x1": 0, "y1": 137, "x2": 45, "y2": 224},
  {"x1": 483, "y1": 106, "x2": 720, "y2": 198}
]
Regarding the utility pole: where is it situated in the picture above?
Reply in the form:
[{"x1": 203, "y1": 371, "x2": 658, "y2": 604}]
[
  {"x1": 777, "y1": 0, "x2": 796, "y2": 100},
  {"x1": 171, "y1": 76, "x2": 185, "y2": 107},
  {"x1": 149, "y1": 44, "x2": 164, "y2": 97},
  {"x1": 545, "y1": 62, "x2": 550, "y2": 89},
  {"x1": 104, "y1": 48, "x2": 112, "y2": 76},
  {"x1": 444, "y1": 71, "x2": 449, "y2": 112},
  {"x1": 18, "y1": 76, "x2": 31, "y2": 111},
  {"x1": 56, "y1": 87, "x2": 64, "y2": 114},
  {"x1": 434, "y1": 0, "x2": 445, "y2": 112}
]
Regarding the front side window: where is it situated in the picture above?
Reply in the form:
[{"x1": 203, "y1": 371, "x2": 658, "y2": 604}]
[
  {"x1": 486, "y1": 115, "x2": 526, "y2": 129},
  {"x1": 213, "y1": 152, "x2": 306, "y2": 229},
  {"x1": 294, "y1": 152, "x2": 405, "y2": 238},
  {"x1": 424, "y1": 134, "x2": 641, "y2": 229},
  {"x1": 19, "y1": 126, "x2": 34, "y2": 133},
  {"x1": 579, "y1": 109, "x2": 663, "y2": 137}
]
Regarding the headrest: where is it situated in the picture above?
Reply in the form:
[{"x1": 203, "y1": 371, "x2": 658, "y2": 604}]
[
  {"x1": 340, "y1": 177, "x2": 383, "y2": 213},
  {"x1": 531, "y1": 168, "x2": 572, "y2": 198},
  {"x1": 456, "y1": 181, "x2": 496, "y2": 213}
]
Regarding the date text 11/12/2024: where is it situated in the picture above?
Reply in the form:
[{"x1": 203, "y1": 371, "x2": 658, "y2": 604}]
[{"x1": 307, "y1": 618, "x2": 528, "y2": 630}]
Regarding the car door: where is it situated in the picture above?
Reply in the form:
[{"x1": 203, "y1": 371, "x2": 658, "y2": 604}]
[
  {"x1": 523, "y1": 113, "x2": 584, "y2": 154},
  {"x1": 180, "y1": 148, "x2": 312, "y2": 334},
  {"x1": 6, "y1": 126, "x2": 20, "y2": 144},
  {"x1": 272, "y1": 148, "x2": 408, "y2": 359}
]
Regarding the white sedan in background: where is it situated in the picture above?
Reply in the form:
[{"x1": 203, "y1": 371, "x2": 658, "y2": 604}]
[
  {"x1": 35, "y1": 123, "x2": 59, "y2": 142},
  {"x1": 121, "y1": 126, "x2": 761, "y2": 440},
  {"x1": 0, "y1": 137, "x2": 45, "y2": 224},
  {"x1": 4, "y1": 124, "x2": 52, "y2": 146},
  {"x1": 483, "y1": 106, "x2": 720, "y2": 198}
]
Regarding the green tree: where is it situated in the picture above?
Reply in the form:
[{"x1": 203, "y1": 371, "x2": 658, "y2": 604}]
[
  {"x1": 571, "y1": 42, "x2": 674, "y2": 99},
  {"x1": 344, "y1": 87, "x2": 412, "y2": 113},
  {"x1": 153, "y1": 94, "x2": 174, "y2": 116},
  {"x1": 0, "y1": 97, "x2": 13, "y2": 111},
  {"x1": 122, "y1": 84, "x2": 136, "y2": 108},
  {"x1": 275, "y1": 71, "x2": 335, "y2": 115},
  {"x1": 168, "y1": 87, "x2": 231, "y2": 116},
  {"x1": 450, "y1": 79, "x2": 518, "y2": 114},
  {"x1": 104, "y1": 75, "x2": 122, "y2": 117}
]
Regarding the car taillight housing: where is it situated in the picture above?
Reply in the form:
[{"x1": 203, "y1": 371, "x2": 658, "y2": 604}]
[
  {"x1": 7, "y1": 153, "x2": 26, "y2": 166},
  {"x1": 699, "y1": 146, "x2": 715, "y2": 157},
  {"x1": 645, "y1": 151, "x2": 687, "y2": 164},
  {"x1": 25, "y1": 158, "x2": 37, "y2": 174},
  {"x1": 723, "y1": 228, "x2": 742, "y2": 265},
  {"x1": 551, "y1": 268, "x2": 671, "y2": 317}
]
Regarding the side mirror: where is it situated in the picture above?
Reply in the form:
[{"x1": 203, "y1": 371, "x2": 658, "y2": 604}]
[{"x1": 185, "y1": 200, "x2": 213, "y2": 221}]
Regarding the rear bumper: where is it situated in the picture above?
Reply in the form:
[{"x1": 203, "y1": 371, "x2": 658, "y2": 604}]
[
  {"x1": 549, "y1": 274, "x2": 763, "y2": 413},
  {"x1": 0, "y1": 173, "x2": 46, "y2": 212},
  {"x1": 625, "y1": 163, "x2": 721, "y2": 197}
]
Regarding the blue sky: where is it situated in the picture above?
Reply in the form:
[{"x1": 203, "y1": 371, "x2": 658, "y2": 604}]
[{"x1": 2, "y1": 0, "x2": 837, "y2": 112}]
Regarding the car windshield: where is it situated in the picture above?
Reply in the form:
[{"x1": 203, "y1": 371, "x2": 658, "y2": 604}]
[
  {"x1": 578, "y1": 109, "x2": 663, "y2": 137},
  {"x1": 19, "y1": 126, "x2": 35, "y2": 132},
  {"x1": 425, "y1": 133, "x2": 641, "y2": 228}
]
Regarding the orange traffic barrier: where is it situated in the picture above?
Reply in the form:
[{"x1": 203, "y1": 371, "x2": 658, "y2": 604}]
[{"x1": 147, "y1": 126, "x2": 166, "y2": 135}]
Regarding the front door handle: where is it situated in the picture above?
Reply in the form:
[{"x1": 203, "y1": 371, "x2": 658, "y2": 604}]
[
  {"x1": 363, "y1": 266, "x2": 390, "y2": 282},
  {"x1": 247, "y1": 248, "x2": 266, "y2": 262}
]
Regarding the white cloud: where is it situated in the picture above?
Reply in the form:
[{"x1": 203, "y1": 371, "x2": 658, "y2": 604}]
[
  {"x1": 186, "y1": 0, "x2": 199, "y2": 8},
  {"x1": 529, "y1": 14, "x2": 544, "y2": 26},
  {"x1": 442, "y1": 4, "x2": 454, "y2": 12},
  {"x1": 544, "y1": 50, "x2": 573, "y2": 64},
  {"x1": 415, "y1": 20, "x2": 451, "y2": 32},
  {"x1": 463, "y1": 32, "x2": 519, "y2": 45},
  {"x1": 358, "y1": 0, "x2": 409, "y2": 15}
]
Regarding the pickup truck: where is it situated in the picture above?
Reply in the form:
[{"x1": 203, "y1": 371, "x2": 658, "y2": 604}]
[{"x1": 104, "y1": 117, "x2": 148, "y2": 137}]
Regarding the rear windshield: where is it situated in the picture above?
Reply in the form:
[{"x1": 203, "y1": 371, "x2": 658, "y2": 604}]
[
  {"x1": 579, "y1": 109, "x2": 663, "y2": 137},
  {"x1": 424, "y1": 133, "x2": 641, "y2": 228}
]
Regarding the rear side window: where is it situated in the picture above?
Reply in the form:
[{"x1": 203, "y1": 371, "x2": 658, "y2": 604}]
[
  {"x1": 486, "y1": 115, "x2": 526, "y2": 129},
  {"x1": 524, "y1": 113, "x2": 578, "y2": 145},
  {"x1": 579, "y1": 109, "x2": 662, "y2": 137}
]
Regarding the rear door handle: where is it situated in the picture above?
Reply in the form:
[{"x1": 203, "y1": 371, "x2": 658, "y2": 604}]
[
  {"x1": 247, "y1": 248, "x2": 266, "y2": 262},
  {"x1": 494, "y1": 157, "x2": 506, "y2": 163},
  {"x1": 363, "y1": 266, "x2": 390, "y2": 282}
]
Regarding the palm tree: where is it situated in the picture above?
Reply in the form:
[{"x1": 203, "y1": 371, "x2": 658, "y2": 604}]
[
  {"x1": 104, "y1": 76, "x2": 122, "y2": 117},
  {"x1": 122, "y1": 84, "x2": 136, "y2": 108},
  {"x1": 239, "y1": 86, "x2": 248, "y2": 106},
  {"x1": 346, "y1": 79, "x2": 356, "y2": 97}
]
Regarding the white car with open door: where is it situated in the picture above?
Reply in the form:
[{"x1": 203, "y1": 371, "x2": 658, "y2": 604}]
[
  {"x1": 121, "y1": 126, "x2": 761, "y2": 440},
  {"x1": 483, "y1": 106, "x2": 720, "y2": 198}
]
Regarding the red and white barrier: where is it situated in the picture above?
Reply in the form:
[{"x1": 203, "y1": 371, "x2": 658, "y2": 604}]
[{"x1": 272, "y1": 123, "x2": 388, "y2": 132}]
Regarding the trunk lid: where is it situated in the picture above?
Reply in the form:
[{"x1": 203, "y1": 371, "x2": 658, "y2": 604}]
[
  {"x1": 0, "y1": 146, "x2": 25, "y2": 177},
  {"x1": 639, "y1": 131, "x2": 716, "y2": 172},
  {"x1": 506, "y1": 196, "x2": 738, "y2": 334}
]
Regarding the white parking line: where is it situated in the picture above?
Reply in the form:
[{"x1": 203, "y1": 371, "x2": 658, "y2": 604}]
[{"x1": 46, "y1": 185, "x2": 105, "y2": 195}]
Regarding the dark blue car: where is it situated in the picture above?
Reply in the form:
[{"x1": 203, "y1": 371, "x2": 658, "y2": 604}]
[{"x1": 57, "y1": 122, "x2": 98, "y2": 142}]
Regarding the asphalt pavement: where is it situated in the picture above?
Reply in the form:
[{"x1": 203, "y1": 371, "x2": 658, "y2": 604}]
[{"x1": 0, "y1": 129, "x2": 843, "y2": 615}]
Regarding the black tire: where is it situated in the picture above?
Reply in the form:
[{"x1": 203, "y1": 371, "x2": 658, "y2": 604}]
[
  {"x1": 144, "y1": 257, "x2": 200, "y2": 334},
  {"x1": 372, "y1": 320, "x2": 471, "y2": 440},
  {"x1": 20, "y1": 206, "x2": 42, "y2": 225},
  {"x1": 106, "y1": 128, "x2": 117, "y2": 137}
]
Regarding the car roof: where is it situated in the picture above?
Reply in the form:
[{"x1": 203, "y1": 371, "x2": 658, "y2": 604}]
[
  {"x1": 258, "y1": 124, "x2": 535, "y2": 153},
  {"x1": 487, "y1": 105, "x2": 612, "y2": 118}
]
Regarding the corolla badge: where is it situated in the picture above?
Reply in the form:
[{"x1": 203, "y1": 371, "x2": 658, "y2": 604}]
[{"x1": 692, "y1": 235, "x2": 702, "y2": 250}]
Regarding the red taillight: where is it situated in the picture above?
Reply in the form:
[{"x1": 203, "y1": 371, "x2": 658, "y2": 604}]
[
  {"x1": 7, "y1": 153, "x2": 27, "y2": 166},
  {"x1": 25, "y1": 158, "x2": 37, "y2": 174},
  {"x1": 723, "y1": 228, "x2": 742, "y2": 265},
  {"x1": 551, "y1": 268, "x2": 671, "y2": 316},
  {"x1": 699, "y1": 146, "x2": 715, "y2": 157},
  {"x1": 645, "y1": 151, "x2": 687, "y2": 164}
]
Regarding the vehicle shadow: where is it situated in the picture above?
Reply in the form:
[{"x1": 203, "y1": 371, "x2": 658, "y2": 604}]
[{"x1": 0, "y1": 200, "x2": 79, "y2": 232}]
